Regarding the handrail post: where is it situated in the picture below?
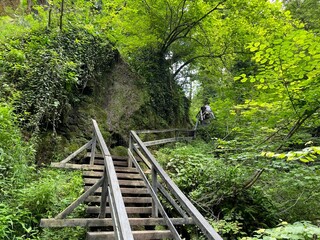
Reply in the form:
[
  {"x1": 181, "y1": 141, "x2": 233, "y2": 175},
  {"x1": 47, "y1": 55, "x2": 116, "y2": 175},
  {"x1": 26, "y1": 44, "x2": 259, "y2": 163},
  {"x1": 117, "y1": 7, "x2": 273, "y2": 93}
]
[
  {"x1": 99, "y1": 169, "x2": 108, "y2": 219},
  {"x1": 151, "y1": 165, "x2": 158, "y2": 217},
  {"x1": 128, "y1": 133, "x2": 133, "y2": 167},
  {"x1": 90, "y1": 133, "x2": 97, "y2": 165}
]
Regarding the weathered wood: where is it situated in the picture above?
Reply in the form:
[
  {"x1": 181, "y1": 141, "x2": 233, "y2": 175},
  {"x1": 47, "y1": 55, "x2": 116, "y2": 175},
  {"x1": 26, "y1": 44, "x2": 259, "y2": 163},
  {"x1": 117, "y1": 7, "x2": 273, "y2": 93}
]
[
  {"x1": 136, "y1": 129, "x2": 192, "y2": 134},
  {"x1": 83, "y1": 171, "x2": 142, "y2": 179},
  {"x1": 86, "y1": 206, "x2": 153, "y2": 214},
  {"x1": 99, "y1": 170, "x2": 108, "y2": 219},
  {"x1": 51, "y1": 162, "x2": 104, "y2": 170},
  {"x1": 132, "y1": 146, "x2": 152, "y2": 169},
  {"x1": 51, "y1": 163, "x2": 138, "y2": 173},
  {"x1": 84, "y1": 178, "x2": 145, "y2": 187},
  {"x1": 157, "y1": 182, "x2": 188, "y2": 218},
  {"x1": 85, "y1": 196, "x2": 152, "y2": 204},
  {"x1": 60, "y1": 140, "x2": 93, "y2": 164},
  {"x1": 93, "y1": 159, "x2": 128, "y2": 166},
  {"x1": 41, "y1": 217, "x2": 194, "y2": 228},
  {"x1": 151, "y1": 166, "x2": 158, "y2": 218},
  {"x1": 136, "y1": 137, "x2": 194, "y2": 147},
  {"x1": 87, "y1": 230, "x2": 173, "y2": 240},
  {"x1": 84, "y1": 187, "x2": 149, "y2": 195},
  {"x1": 130, "y1": 130, "x2": 223, "y2": 240},
  {"x1": 128, "y1": 149, "x2": 181, "y2": 240},
  {"x1": 143, "y1": 137, "x2": 177, "y2": 146},
  {"x1": 92, "y1": 119, "x2": 133, "y2": 240},
  {"x1": 90, "y1": 134, "x2": 97, "y2": 165},
  {"x1": 86, "y1": 152, "x2": 128, "y2": 161},
  {"x1": 55, "y1": 177, "x2": 103, "y2": 219}
]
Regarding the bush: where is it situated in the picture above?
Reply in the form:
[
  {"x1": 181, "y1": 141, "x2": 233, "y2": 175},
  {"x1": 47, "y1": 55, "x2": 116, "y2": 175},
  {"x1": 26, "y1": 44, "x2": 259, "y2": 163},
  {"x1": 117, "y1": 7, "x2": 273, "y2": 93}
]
[
  {"x1": 243, "y1": 221, "x2": 320, "y2": 240},
  {"x1": 0, "y1": 23, "x2": 115, "y2": 132},
  {"x1": 155, "y1": 141, "x2": 278, "y2": 238}
]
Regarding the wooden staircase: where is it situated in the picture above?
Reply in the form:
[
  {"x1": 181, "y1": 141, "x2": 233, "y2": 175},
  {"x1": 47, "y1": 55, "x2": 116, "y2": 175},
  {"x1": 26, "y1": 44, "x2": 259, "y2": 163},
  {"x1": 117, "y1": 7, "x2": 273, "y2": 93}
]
[
  {"x1": 83, "y1": 155, "x2": 189, "y2": 239},
  {"x1": 40, "y1": 120, "x2": 223, "y2": 240}
]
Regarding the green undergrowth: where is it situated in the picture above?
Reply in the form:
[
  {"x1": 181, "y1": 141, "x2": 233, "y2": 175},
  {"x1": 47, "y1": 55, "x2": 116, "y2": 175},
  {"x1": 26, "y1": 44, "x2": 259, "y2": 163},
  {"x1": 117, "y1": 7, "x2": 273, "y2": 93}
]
[
  {"x1": 0, "y1": 104, "x2": 85, "y2": 239},
  {"x1": 154, "y1": 140, "x2": 320, "y2": 239}
]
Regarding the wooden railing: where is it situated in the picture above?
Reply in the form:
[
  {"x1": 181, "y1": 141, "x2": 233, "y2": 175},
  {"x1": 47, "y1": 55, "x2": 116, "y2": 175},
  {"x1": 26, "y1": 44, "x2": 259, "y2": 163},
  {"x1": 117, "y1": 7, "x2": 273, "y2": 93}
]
[
  {"x1": 42, "y1": 120, "x2": 134, "y2": 240},
  {"x1": 128, "y1": 130, "x2": 223, "y2": 240}
]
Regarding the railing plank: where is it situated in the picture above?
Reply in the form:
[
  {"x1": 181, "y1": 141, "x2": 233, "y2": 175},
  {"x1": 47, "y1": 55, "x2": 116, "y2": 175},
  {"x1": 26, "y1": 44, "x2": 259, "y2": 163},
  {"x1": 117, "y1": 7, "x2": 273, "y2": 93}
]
[
  {"x1": 130, "y1": 131, "x2": 222, "y2": 240},
  {"x1": 60, "y1": 140, "x2": 93, "y2": 164},
  {"x1": 92, "y1": 119, "x2": 134, "y2": 240},
  {"x1": 55, "y1": 177, "x2": 103, "y2": 219},
  {"x1": 41, "y1": 217, "x2": 194, "y2": 228},
  {"x1": 128, "y1": 149, "x2": 181, "y2": 240}
]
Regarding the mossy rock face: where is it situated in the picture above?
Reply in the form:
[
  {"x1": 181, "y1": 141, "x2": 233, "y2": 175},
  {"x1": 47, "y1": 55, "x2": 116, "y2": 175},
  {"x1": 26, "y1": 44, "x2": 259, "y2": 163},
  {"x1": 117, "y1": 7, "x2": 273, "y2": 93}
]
[{"x1": 36, "y1": 56, "x2": 190, "y2": 163}]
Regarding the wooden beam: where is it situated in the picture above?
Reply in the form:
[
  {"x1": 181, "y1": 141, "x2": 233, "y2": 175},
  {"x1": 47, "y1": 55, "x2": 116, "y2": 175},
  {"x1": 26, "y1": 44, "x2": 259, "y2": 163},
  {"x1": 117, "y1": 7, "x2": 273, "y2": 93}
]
[
  {"x1": 60, "y1": 140, "x2": 93, "y2": 164},
  {"x1": 55, "y1": 177, "x2": 103, "y2": 219},
  {"x1": 92, "y1": 119, "x2": 134, "y2": 240},
  {"x1": 157, "y1": 183, "x2": 188, "y2": 218},
  {"x1": 130, "y1": 131, "x2": 222, "y2": 240},
  {"x1": 128, "y1": 149, "x2": 181, "y2": 240},
  {"x1": 40, "y1": 218, "x2": 194, "y2": 228}
]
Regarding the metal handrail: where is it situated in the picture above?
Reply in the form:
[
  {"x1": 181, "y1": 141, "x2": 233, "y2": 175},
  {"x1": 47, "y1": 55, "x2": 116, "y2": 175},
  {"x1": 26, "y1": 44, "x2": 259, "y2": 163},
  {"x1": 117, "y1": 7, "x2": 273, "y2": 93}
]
[{"x1": 129, "y1": 130, "x2": 223, "y2": 240}]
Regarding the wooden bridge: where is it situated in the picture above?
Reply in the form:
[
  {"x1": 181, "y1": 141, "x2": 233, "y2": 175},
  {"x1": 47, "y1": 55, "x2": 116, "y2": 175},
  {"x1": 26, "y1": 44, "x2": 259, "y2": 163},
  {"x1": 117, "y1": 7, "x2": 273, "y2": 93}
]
[{"x1": 40, "y1": 120, "x2": 223, "y2": 240}]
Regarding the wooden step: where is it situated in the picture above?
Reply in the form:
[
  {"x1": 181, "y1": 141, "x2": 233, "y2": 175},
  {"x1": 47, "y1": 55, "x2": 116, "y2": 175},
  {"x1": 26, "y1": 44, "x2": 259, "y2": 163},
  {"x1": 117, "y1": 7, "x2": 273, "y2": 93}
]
[
  {"x1": 84, "y1": 187, "x2": 150, "y2": 195},
  {"x1": 86, "y1": 153, "x2": 129, "y2": 161},
  {"x1": 83, "y1": 171, "x2": 142, "y2": 180},
  {"x1": 86, "y1": 230, "x2": 173, "y2": 240},
  {"x1": 86, "y1": 206, "x2": 152, "y2": 214},
  {"x1": 41, "y1": 217, "x2": 194, "y2": 228},
  {"x1": 51, "y1": 163, "x2": 139, "y2": 173},
  {"x1": 84, "y1": 178, "x2": 145, "y2": 187},
  {"x1": 94, "y1": 159, "x2": 128, "y2": 166},
  {"x1": 85, "y1": 196, "x2": 152, "y2": 204}
]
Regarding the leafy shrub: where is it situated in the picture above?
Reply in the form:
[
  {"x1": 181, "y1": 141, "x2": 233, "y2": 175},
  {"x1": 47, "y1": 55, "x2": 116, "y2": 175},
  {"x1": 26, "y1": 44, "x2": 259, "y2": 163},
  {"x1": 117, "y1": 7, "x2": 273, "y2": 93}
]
[
  {"x1": 243, "y1": 221, "x2": 320, "y2": 240},
  {"x1": 155, "y1": 141, "x2": 278, "y2": 238},
  {"x1": 0, "y1": 23, "x2": 115, "y2": 132},
  {"x1": 18, "y1": 169, "x2": 84, "y2": 220},
  {"x1": 0, "y1": 103, "x2": 35, "y2": 194}
]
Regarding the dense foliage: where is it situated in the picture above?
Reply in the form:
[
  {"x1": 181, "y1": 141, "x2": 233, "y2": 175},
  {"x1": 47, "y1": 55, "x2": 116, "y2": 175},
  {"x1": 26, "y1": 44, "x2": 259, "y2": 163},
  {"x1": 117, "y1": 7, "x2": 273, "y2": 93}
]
[
  {"x1": 0, "y1": 104, "x2": 84, "y2": 239},
  {"x1": 0, "y1": 23, "x2": 115, "y2": 132},
  {"x1": 0, "y1": 0, "x2": 320, "y2": 239},
  {"x1": 155, "y1": 141, "x2": 320, "y2": 239}
]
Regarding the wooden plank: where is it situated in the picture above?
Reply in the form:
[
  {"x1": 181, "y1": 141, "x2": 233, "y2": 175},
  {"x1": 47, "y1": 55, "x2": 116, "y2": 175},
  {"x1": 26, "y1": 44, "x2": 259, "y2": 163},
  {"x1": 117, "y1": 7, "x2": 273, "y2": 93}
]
[
  {"x1": 87, "y1": 230, "x2": 173, "y2": 240},
  {"x1": 130, "y1": 131, "x2": 223, "y2": 240},
  {"x1": 51, "y1": 163, "x2": 138, "y2": 173},
  {"x1": 55, "y1": 177, "x2": 103, "y2": 219},
  {"x1": 86, "y1": 206, "x2": 152, "y2": 214},
  {"x1": 60, "y1": 140, "x2": 93, "y2": 164},
  {"x1": 87, "y1": 153, "x2": 129, "y2": 161},
  {"x1": 84, "y1": 178, "x2": 145, "y2": 187},
  {"x1": 41, "y1": 217, "x2": 193, "y2": 228},
  {"x1": 84, "y1": 187, "x2": 149, "y2": 195},
  {"x1": 83, "y1": 171, "x2": 142, "y2": 180},
  {"x1": 143, "y1": 137, "x2": 177, "y2": 147},
  {"x1": 94, "y1": 159, "x2": 128, "y2": 166},
  {"x1": 90, "y1": 134, "x2": 97, "y2": 165},
  {"x1": 99, "y1": 171, "x2": 108, "y2": 219},
  {"x1": 157, "y1": 183, "x2": 188, "y2": 218},
  {"x1": 85, "y1": 196, "x2": 152, "y2": 204},
  {"x1": 128, "y1": 149, "x2": 181, "y2": 240},
  {"x1": 92, "y1": 119, "x2": 133, "y2": 240},
  {"x1": 51, "y1": 163, "x2": 104, "y2": 170},
  {"x1": 132, "y1": 146, "x2": 152, "y2": 169}
]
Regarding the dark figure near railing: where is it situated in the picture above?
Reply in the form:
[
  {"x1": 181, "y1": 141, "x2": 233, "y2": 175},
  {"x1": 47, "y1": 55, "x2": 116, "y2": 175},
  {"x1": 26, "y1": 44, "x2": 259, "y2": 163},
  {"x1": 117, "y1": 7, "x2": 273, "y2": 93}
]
[{"x1": 195, "y1": 103, "x2": 215, "y2": 129}]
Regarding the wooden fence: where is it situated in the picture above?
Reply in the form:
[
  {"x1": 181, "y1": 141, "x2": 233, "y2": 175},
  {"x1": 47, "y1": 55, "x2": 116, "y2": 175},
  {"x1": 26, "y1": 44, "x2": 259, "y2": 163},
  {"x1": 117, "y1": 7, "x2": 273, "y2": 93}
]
[{"x1": 128, "y1": 129, "x2": 223, "y2": 240}]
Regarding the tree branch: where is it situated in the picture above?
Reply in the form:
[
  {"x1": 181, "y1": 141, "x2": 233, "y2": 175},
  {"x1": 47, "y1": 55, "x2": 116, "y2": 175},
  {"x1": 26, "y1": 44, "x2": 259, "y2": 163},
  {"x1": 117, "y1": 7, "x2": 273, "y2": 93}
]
[{"x1": 161, "y1": 0, "x2": 226, "y2": 54}]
